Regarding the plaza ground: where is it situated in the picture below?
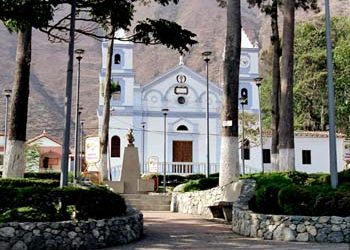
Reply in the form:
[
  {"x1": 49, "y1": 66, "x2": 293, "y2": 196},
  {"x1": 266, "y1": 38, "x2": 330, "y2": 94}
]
[{"x1": 104, "y1": 212, "x2": 350, "y2": 250}]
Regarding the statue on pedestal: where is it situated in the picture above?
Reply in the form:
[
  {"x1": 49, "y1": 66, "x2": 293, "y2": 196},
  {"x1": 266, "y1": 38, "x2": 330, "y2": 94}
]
[{"x1": 126, "y1": 128, "x2": 135, "y2": 146}]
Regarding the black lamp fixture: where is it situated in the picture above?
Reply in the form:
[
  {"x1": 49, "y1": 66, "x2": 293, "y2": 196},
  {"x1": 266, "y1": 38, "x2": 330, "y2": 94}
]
[{"x1": 254, "y1": 77, "x2": 263, "y2": 87}]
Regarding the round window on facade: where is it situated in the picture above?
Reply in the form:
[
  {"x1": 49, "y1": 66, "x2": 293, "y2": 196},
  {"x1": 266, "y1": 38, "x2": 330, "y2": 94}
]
[{"x1": 178, "y1": 96, "x2": 186, "y2": 104}]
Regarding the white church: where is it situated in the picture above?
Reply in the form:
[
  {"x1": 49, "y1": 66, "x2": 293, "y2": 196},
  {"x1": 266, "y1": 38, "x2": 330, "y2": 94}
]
[{"x1": 97, "y1": 30, "x2": 347, "y2": 179}]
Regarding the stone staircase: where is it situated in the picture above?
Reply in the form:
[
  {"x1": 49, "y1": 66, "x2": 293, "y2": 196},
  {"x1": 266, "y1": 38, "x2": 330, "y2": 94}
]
[{"x1": 122, "y1": 193, "x2": 172, "y2": 211}]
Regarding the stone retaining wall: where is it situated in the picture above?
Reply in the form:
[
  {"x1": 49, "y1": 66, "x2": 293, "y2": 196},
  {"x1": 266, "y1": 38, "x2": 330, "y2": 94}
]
[
  {"x1": 171, "y1": 180, "x2": 244, "y2": 218},
  {"x1": 0, "y1": 208, "x2": 143, "y2": 250},
  {"x1": 232, "y1": 180, "x2": 350, "y2": 243}
]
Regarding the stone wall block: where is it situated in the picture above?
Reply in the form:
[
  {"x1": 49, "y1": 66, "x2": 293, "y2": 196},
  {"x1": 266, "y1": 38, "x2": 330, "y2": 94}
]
[
  {"x1": 296, "y1": 224, "x2": 306, "y2": 233},
  {"x1": 306, "y1": 225, "x2": 317, "y2": 236},
  {"x1": 331, "y1": 216, "x2": 343, "y2": 224},
  {"x1": 328, "y1": 231, "x2": 344, "y2": 243},
  {"x1": 296, "y1": 232, "x2": 309, "y2": 242}
]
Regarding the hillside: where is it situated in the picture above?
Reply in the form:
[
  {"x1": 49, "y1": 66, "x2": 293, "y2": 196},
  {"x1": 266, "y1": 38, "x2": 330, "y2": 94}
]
[{"x1": 0, "y1": 0, "x2": 348, "y2": 142}]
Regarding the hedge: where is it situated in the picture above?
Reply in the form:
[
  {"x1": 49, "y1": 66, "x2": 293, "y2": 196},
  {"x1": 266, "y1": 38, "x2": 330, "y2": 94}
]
[
  {"x1": 0, "y1": 186, "x2": 126, "y2": 222},
  {"x1": 246, "y1": 170, "x2": 350, "y2": 217}
]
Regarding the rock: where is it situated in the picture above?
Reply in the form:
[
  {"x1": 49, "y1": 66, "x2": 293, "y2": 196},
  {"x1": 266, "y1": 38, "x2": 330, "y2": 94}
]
[
  {"x1": 316, "y1": 231, "x2": 328, "y2": 242},
  {"x1": 306, "y1": 225, "x2": 317, "y2": 236},
  {"x1": 319, "y1": 216, "x2": 330, "y2": 223},
  {"x1": 92, "y1": 229, "x2": 100, "y2": 238},
  {"x1": 45, "y1": 239, "x2": 57, "y2": 249},
  {"x1": 0, "y1": 227, "x2": 15, "y2": 238},
  {"x1": 97, "y1": 221, "x2": 105, "y2": 228},
  {"x1": 332, "y1": 225, "x2": 341, "y2": 232},
  {"x1": 296, "y1": 232, "x2": 309, "y2": 242},
  {"x1": 273, "y1": 224, "x2": 284, "y2": 240},
  {"x1": 296, "y1": 224, "x2": 306, "y2": 233},
  {"x1": 19, "y1": 224, "x2": 35, "y2": 231},
  {"x1": 11, "y1": 241, "x2": 27, "y2": 250},
  {"x1": 68, "y1": 231, "x2": 77, "y2": 239},
  {"x1": 23, "y1": 232, "x2": 33, "y2": 244},
  {"x1": 289, "y1": 224, "x2": 296, "y2": 230},
  {"x1": 328, "y1": 232, "x2": 344, "y2": 243},
  {"x1": 282, "y1": 228, "x2": 295, "y2": 241},
  {"x1": 331, "y1": 216, "x2": 343, "y2": 224},
  {"x1": 0, "y1": 241, "x2": 10, "y2": 250},
  {"x1": 33, "y1": 230, "x2": 40, "y2": 236}
]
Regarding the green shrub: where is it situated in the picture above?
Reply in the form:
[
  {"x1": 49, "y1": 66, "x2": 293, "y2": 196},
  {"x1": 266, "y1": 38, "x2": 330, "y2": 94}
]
[
  {"x1": 254, "y1": 182, "x2": 286, "y2": 214},
  {"x1": 182, "y1": 177, "x2": 218, "y2": 192},
  {"x1": 0, "y1": 178, "x2": 59, "y2": 188},
  {"x1": 24, "y1": 172, "x2": 61, "y2": 180},
  {"x1": 306, "y1": 173, "x2": 330, "y2": 185},
  {"x1": 0, "y1": 207, "x2": 51, "y2": 223},
  {"x1": 55, "y1": 186, "x2": 127, "y2": 220},
  {"x1": 339, "y1": 169, "x2": 350, "y2": 184},
  {"x1": 0, "y1": 186, "x2": 126, "y2": 222},
  {"x1": 184, "y1": 174, "x2": 206, "y2": 181},
  {"x1": 278, "y1": 185, "x2": 315, "y2": 215},
  {"x1": 209, "y1": 173, "x2": 219, "y2": 178},
  {"x1": 285, "y1": 171, "x2": 309, "y2": 185}
]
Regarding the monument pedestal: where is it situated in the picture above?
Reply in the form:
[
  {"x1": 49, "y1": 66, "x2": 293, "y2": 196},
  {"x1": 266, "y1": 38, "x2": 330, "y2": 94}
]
[{"x1": 120, "y1": 145, "x2": 140, "y2": 194}]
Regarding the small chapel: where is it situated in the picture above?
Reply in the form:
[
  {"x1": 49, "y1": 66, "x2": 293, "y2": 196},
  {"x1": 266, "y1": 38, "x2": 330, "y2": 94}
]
[{"x1": 97, "y1": 30, "x2": 262, "y2": 179}]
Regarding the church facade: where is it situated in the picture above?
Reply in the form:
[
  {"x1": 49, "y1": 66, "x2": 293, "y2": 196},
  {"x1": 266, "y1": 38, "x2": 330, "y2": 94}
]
[{"x1": 97, "y1": 31, "x2": 261, "y2": 178}]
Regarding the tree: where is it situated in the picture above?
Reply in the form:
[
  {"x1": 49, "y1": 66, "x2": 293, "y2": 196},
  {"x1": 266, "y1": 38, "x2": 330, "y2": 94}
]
[
  {"x1": 279, "y1": 0, "x2": 295, "y2": 171},
  {"x1": 0, "y1": 1, "x2": 59, "y2": 178},
  {"x1": 219, "y1": 0, "x2": 241, "y2": 186},
  {"x1": 294, "y1": 17, "x2": 350, "y2": 134},
  {"x1": 248, "y1": 0, "x2": 318, "y2": 171},
  {"x1": 25, "y1": 143, "x2": 41, "y2": 172},
  {"x1": 247, "y1": 0, "x2": 282, "y2": 171},
  {"x1": 1, "y1": 0, "x2": 197, "y2": 180}
]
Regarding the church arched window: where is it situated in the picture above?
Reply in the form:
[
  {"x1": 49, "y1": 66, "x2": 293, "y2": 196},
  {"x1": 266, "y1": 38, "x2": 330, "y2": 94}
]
[
  {"x1": 111, "y1": 136, "x2": 121, "y2": 157},
  {"x1": 114, "y1": 54, "x2": 121, "y2": 64},
  {"x1": 177, "y1": 125, "x2": 188, "y2": 131}
]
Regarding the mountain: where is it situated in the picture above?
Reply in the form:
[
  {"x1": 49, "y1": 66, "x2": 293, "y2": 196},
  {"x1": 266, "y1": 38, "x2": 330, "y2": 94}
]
[{"x1": 0, "y1": 0, "x2": 348, "y2": 142}]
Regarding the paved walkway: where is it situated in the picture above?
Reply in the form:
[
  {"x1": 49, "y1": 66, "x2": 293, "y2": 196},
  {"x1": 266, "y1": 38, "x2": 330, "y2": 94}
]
[{"x1": 105, "y1": 212, "x2": 350, "y2": 250}]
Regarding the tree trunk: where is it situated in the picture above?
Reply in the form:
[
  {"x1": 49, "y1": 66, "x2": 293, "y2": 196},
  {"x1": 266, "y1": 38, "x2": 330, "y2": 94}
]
[
  {"x1": 279, "y1": 0, "x2": 295, "y2": 171},
  {"x1": 3, "y1": 27, "x2": 32, "y2": 178},
  {"x1": 219, "y1": 0, "x2": 241, "y2": 186},
  {"x1": 271, "y1": 0, "x2": 281, "y2": 171},
  {"x1": 100, "y1": 27, "x2": 115, "y2": 181}
]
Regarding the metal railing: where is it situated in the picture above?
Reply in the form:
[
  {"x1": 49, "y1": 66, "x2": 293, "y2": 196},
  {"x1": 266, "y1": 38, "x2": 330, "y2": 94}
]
[{"x1": 107, "y1": 162, "x2": 260, "y2": 181}]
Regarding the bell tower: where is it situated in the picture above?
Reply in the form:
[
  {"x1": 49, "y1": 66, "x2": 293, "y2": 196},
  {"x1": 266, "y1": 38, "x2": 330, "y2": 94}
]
[{"x1": 99, "y1": 29, "x2": 135, "y2": 107}]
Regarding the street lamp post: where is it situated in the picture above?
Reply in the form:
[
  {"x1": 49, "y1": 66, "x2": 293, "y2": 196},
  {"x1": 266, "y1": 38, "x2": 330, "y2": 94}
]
[
  {"x1": 60, "y1": 0, "x2": 77, "y2": 188},
  {"x1": 3, "y1": 89, "x2": 12, "y2": 156},
  {"x1": 80, "y1": 119, "x2": 85, "y2": 174},
  {"x1": 74, "y1": 48, "x2": 84, "y2": 183},
  {"x1": 240, "y1": 97, "x2": 247, "y2": 175},
  {"x1": 254, "y1": 77, "x2": 264, "y2": 173},
  {"x1": 141, "y1": 122, "x2": 146, "y2": 174},
  {"x1": 324, "y1": 0, "x2": 338, "y2": 189},
  {"x1": 161, "y1": 108, "x2": 169, "y2": 193},
  {"x1": 202, "y1": 51, "x2": 212, "y2": 178}
]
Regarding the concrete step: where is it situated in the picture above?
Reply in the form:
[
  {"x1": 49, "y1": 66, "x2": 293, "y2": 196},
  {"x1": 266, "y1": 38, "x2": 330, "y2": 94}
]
[{"x1": 122, "y1": 193, "x2": 172, "y2": 211}]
